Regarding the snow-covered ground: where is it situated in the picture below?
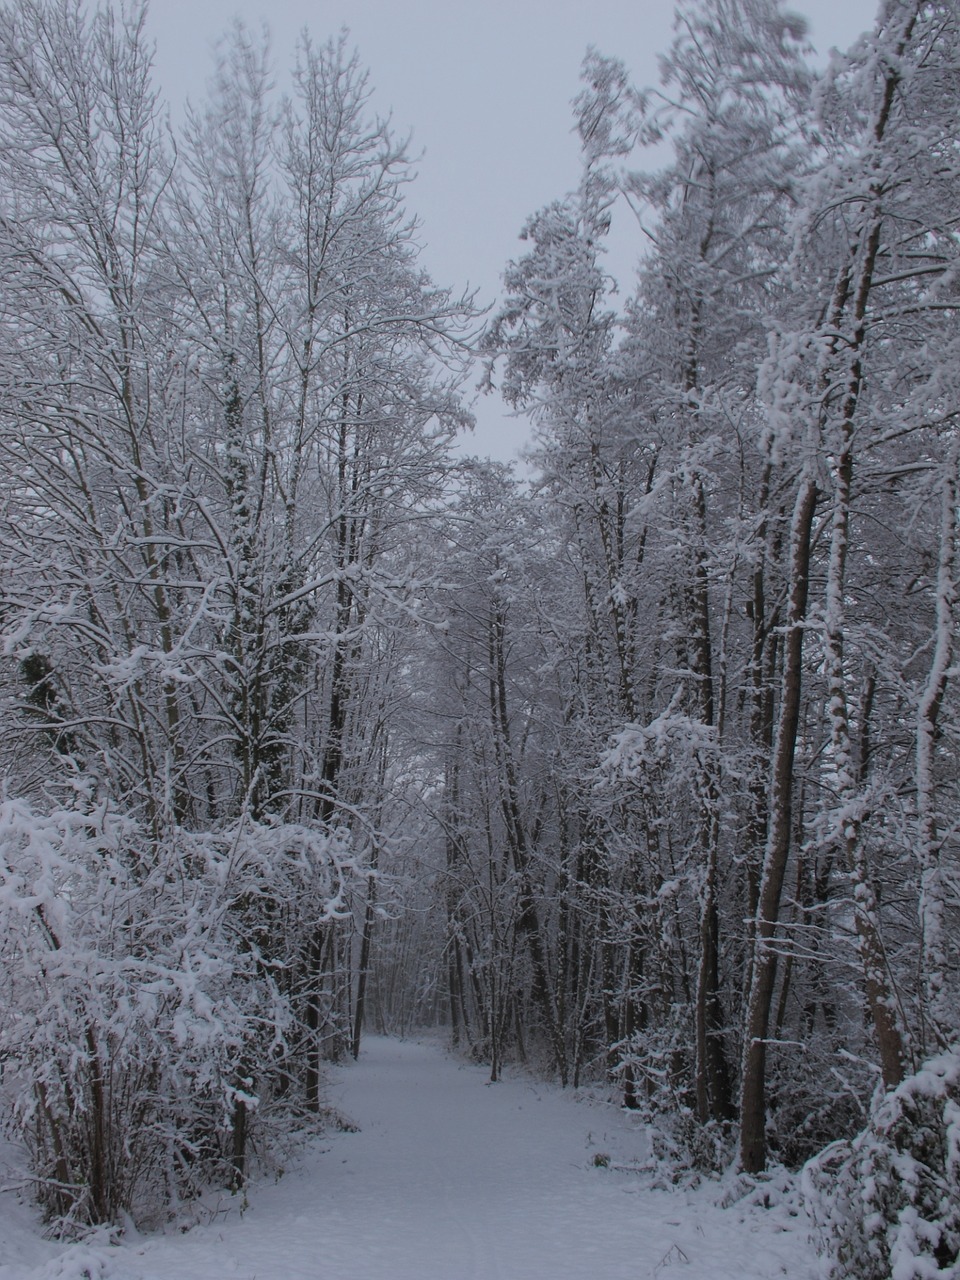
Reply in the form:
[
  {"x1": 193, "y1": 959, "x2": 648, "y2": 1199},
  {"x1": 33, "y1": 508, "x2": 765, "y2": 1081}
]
[{"x1": 0, "y1": 1035, "x2": 820, "y2": 1279}]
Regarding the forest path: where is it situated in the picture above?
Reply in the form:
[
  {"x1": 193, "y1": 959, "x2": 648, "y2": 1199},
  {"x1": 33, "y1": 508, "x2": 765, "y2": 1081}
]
[{"x1": 12, "y1": 1035, "x2": 818, "y2": 1279}]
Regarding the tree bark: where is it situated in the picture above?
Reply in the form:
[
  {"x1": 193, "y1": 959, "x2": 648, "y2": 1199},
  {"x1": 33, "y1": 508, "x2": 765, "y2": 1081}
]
[{"x1": 740, "y1": 473, "x2": 817, "y2": 1173}]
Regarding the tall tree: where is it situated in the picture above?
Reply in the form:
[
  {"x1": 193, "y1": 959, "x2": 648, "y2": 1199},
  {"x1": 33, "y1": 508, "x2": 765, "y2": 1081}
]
[
  {"x1": 740, "y1": 0, "x2": 960, "y2": 1170},
  {"x1": 0, "y1": 4, "x2": 474, "y2": 1220}
]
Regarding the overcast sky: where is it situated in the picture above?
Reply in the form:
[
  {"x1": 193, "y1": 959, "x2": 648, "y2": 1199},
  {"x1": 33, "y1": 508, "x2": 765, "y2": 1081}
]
[{"x1": 144, "y1": 0, "x2": 881, "y2": 460}]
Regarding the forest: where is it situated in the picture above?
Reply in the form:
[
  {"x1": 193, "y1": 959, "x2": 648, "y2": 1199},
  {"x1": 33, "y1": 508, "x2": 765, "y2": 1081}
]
[{"x1": 0, "y1": 0, "x2": 957, "y2": 1276}]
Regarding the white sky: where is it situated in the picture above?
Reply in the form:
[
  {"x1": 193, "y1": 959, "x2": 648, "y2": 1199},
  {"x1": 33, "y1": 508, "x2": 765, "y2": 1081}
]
[{"x1": 144, "y1": 0, "x2": 880, "y2": 460}]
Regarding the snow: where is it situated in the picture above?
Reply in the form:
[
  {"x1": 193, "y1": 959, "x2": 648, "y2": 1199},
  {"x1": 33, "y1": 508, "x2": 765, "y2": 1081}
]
[{"x1": 0, "y1": 1036, "x2": 820, "y2": 1279}]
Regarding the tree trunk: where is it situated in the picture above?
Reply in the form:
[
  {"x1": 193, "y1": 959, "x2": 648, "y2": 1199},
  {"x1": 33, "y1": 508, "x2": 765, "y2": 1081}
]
[
  {"x1": 916, "y1": 440, "x2": 958, "y2": 1050},
  {"x1": 352, "y1": 867, "x2": 378, "y2": 1061},
  {"x1": 740, "y1": 472, "x2": 817, "y2": 1173}
]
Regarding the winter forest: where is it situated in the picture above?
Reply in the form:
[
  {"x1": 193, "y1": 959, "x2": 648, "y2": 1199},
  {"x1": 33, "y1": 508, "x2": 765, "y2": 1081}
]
[{"x1": 0, "y1": 0, "x2": 958, "y2": 1275}]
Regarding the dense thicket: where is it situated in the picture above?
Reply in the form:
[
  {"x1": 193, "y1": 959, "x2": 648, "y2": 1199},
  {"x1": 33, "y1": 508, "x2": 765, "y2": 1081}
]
[{"x1": 0, "y1": 1, "x2": 957, "y2": 1274}]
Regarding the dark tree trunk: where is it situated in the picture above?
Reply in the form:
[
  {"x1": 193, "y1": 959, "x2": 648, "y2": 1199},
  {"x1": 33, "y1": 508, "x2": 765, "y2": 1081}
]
[{"x1": 740, "y1": 474, "x2": 817, "y2": 1173}]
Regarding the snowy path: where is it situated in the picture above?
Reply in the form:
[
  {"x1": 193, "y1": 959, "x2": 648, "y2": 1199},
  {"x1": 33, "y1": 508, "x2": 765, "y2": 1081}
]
[{"x1": 3, "y1": 1035, "x2": 819, "y2": 1279}]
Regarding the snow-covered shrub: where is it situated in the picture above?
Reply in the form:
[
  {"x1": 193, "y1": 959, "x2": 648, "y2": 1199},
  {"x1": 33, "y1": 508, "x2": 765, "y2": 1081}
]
[
  {"x1": 765, "y1": 1038, "x2": 873, "y2": 1170},
  {"x1": 616, "y1": 1025, "x2": 735, "y2": 1177},
  {"x1": 0, "y1": 797, "x2": 358, "y2": 1229},
  {"x1": 652, "y1": 1110, "x2": 735, "y2": 1180},
  {"x1": 803, "y1": 1051, "x2": 960, "y2": 1279}
]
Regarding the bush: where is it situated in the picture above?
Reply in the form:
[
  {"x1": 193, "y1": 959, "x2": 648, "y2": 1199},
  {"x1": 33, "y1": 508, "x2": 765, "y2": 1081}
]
[
  {"x1": 803, "y1": 1051, "x2": 960, "y2": 1279},
  {"x1": 765, "y1": 1037, "x2": 873, "y2": 1169},
  {"x1": 0, "y1": 797, "x2": 358, "y2": 1230}
]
